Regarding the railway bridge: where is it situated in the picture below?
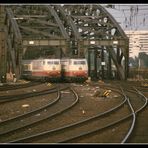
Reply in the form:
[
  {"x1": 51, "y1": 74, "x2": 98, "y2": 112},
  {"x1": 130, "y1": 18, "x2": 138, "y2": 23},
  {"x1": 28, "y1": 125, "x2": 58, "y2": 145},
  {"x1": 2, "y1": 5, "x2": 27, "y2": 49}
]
[{"x1": 0, "y1": 4, "x2": 129, "y2": 81}]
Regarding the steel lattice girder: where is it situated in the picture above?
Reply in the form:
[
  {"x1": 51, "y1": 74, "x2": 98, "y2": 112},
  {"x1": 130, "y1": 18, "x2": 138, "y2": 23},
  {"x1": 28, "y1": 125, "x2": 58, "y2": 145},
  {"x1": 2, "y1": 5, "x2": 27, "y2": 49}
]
[
  {"x1": 8, "y1": 5, "x2": 67, "y2": 40},
  {"x1": 52, "y1": 4, "x2": 129, "y2": 80},
  {"x1": 5, "y1": 4, "x2": 129, "y2": 80}
]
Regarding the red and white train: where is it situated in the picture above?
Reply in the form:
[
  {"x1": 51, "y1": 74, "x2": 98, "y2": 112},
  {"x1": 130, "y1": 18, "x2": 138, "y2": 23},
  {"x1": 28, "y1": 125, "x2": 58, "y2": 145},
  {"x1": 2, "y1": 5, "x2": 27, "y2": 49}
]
[
  {"x1": 61, "y1": 58, "x2": 88, "y2": 82},
  {"x1": 21, "y1": 59, "x2": 61, "y2": 81},
  {"x1": 21, "y1": 58, "x2": 88, "y2": 82}
]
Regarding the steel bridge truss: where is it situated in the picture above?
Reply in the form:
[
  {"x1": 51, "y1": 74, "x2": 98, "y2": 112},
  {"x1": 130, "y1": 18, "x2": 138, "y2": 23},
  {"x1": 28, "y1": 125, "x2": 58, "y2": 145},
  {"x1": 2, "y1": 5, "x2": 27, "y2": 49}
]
[{"x1": 4, "y1": 4, "x2": 129, "y2": 80}]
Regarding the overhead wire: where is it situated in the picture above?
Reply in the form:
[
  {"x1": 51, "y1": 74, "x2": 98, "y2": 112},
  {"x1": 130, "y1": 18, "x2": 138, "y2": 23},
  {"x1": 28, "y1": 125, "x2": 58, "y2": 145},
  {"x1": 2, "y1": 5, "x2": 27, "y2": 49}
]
[{"x1": 106, "y1": 5, "x2": 148, "y2": 30}]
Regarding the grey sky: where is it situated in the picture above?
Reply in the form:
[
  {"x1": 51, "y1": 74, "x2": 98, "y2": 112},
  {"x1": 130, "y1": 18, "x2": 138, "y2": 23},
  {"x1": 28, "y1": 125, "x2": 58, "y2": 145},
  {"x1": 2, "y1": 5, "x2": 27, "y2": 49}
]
[{"x1": 103, "y1": 4, "x2": 148, "y2": 31}]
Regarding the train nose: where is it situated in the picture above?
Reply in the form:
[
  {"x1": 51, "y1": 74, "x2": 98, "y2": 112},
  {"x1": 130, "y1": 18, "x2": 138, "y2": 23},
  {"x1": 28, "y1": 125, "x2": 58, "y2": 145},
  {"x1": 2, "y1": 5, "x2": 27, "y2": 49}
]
[{"x1": 52, "y1": 66, "x2": 56, "y2": 70}]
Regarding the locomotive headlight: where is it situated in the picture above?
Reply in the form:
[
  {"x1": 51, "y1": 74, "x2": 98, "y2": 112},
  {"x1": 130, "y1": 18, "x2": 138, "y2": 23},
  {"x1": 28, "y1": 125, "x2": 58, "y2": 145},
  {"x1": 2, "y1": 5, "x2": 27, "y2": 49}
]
[
  {"x1": 79, "y1": 67, "x2": 82, "y2": 70},
  {"x1": 52, "y1": 66, "x2": 56, "y2": 70}
]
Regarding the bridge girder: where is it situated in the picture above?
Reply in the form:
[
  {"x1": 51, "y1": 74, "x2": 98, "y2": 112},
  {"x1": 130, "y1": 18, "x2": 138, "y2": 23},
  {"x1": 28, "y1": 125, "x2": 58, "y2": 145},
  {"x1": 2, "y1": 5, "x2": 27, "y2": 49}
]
[{"x1": 4, "y1": 4, "x2": 129, "y2": 80}]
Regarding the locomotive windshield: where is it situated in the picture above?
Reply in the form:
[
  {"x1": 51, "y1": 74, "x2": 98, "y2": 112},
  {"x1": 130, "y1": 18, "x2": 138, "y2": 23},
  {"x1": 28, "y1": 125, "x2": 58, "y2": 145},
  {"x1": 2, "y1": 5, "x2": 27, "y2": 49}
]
[
  {"x1": 47, "y1": 61, "x2": 60, "y2": 65},
  {"x1": 73, "y1": 61, "x2": 86, "y2": 65}
]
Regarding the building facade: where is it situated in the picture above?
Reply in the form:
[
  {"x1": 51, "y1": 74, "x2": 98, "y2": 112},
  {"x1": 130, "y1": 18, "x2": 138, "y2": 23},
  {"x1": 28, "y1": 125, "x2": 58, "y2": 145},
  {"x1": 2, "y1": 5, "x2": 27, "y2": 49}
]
[{"x1": 125, "y1": 30, "x2": 148, "y2": 58}]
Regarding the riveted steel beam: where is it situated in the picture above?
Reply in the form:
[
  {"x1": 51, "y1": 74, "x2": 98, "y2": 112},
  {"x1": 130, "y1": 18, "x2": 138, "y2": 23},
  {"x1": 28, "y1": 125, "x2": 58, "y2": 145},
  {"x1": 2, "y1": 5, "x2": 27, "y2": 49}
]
[
  {"x1": 97, "y1": 5, "x2": 128, "y2": 40},
  {"x1": 83, "y1": 39, "x2": 127, "y2": 47},
  {"x1": 22, "y1": 39, "x2": 66, "y2": 46},
  {"x1": 14, "y1": 15, "x2": 48, "y2": 18},
  {"x1": 6, "y1": 8, "x2": 22, "y2": 41},
  {"x1": 55, "y1": 5, "x2": 81, "y2": 40},
  {"x1": 19, "y1": 26, "x2": 61, "y2": 39},
  {"x1": 7, "y1": 37, "x2": 17, "y2": 75},
  {"x1": 17, "y1": 17, "x2": 59, "y2": 27},
  {"x1": 107, "y1": 46, "x2": 125, "y2": 80},
  {"x1": 46, "y1": 5, "x2": 69, "y2": 40}
]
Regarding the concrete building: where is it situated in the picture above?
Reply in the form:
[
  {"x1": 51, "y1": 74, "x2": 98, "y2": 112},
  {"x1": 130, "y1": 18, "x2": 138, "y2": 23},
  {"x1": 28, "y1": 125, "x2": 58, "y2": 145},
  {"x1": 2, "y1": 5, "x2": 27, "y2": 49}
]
[
  {"x1": 105, "y1": 5, "x2": 148, "y2": 58},
  {"x1": 125, "y1": 30, "x2": 148, "y2": 58}
]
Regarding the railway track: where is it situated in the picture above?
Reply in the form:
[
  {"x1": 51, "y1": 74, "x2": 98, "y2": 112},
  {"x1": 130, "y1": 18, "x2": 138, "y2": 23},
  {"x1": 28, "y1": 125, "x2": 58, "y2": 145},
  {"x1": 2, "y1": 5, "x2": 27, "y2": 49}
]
[
  {"x1": 0, "y1": 82, "x2": 147, "y2": 143},
  {"x1": 58, "y1": 87, "x2": 147, "y2": 143},
  {"x1": 0, "y1": 85, "x2": 79, "y2": 143},
  {"x1": 1, "y1": 84, "x2": 125, "y2": 143},
  {"x1": 0, "y1": 81, "x2": 41, "y2": 91},
  {"x1": 0, "y1": 86, "x2": 57, "y2": 104},
  {"x1": 0, "y1": 82, "x2": 59, "y2": 120}
]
